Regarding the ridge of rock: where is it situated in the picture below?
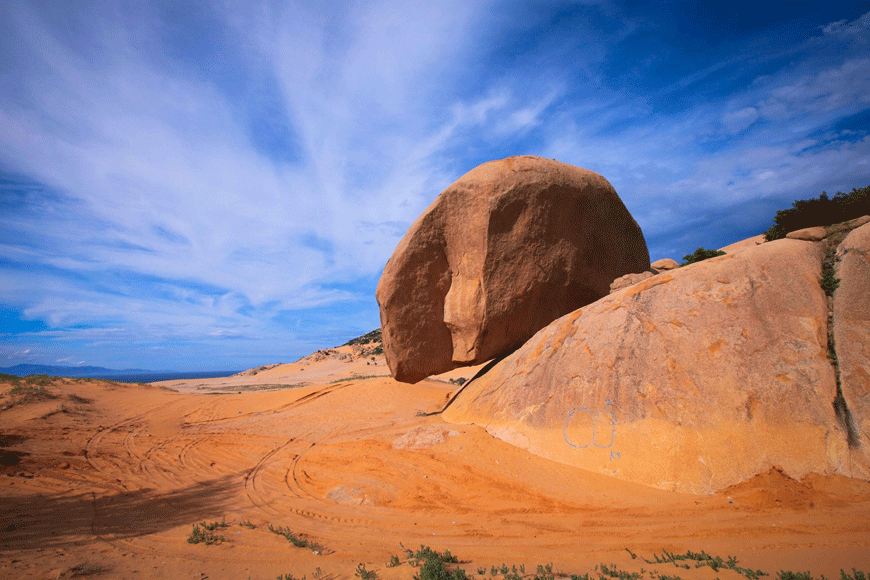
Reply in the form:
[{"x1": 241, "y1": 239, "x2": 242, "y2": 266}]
[{"x1": 444, "y1": 238, "x2": 869, "y2": 493}]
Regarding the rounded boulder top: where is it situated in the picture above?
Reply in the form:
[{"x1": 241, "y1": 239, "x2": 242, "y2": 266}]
[{"x1": 376, "y1": 155, "x2": 650, "y2": 383}]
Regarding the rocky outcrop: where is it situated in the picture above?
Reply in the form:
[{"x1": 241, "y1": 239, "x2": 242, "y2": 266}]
[
  {"x1": 376, "y1": 156, "x2": 649, "y2": 383},
  {"x1": 833, "y1": 222, "x2": 870, "y2": 452},
  {"x1": 609, "y1": 271, "x2": 654, "y2": 293},
  {"x1": 651, "y1": 258, "x2": 679, "y2": 271},
  {"x1": 787, "y1": 227, "x2": 827, "y2": 241},
  {"x1": 444, "y1": 239, "x2": 869, "y2": 493}
]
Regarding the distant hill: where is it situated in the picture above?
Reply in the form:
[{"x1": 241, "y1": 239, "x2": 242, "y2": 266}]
[{"x1": 0, "y1": 364, "x2": 160, "y2": 378}]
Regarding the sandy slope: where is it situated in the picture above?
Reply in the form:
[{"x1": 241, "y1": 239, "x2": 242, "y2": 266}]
[
  {"x1": 155, "y1": 344, "x2": 486, "y2": 394},
  {"x1": 1, "y1": 375, "x2": 868, "y2": 580}
]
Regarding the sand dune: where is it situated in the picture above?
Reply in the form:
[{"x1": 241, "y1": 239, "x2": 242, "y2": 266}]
[{"x1": 1, "y1": 373, "x2": 869, "y2": 580}]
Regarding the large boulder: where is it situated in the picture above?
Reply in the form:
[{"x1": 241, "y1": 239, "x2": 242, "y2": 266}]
[
  {"x1": 444, "y1": 239, "x2": 869, "y2": 493},
  {"x1": 376, "y1": 156, "x2": 649, "y2": 383},
  {"x1": 834, "y1": 222, "x2": 870, "y2": 451}
]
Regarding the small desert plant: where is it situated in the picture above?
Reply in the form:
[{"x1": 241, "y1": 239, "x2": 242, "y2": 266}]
[
  {"x1": 414, "y1": 557, "x2": 468, "y2": 580},
  {"x1": 187, "y1": 523, "x2": 225, "y2": 545},
  {"x1": 821, "y1": 267, "x2": 840, "y2": 296},
  {"x1": 597, "y1": 563, "x2": 642, "y2": 580},
  {"x1": 532, "y1": 564, "x2": 554, "y2": 580},
  {"x1": 680, "y1": 247, "x2": 726, "y2": 266},
  {"x1": 405, "y1": 545, "x2": 458, "y2": 564},
  {"x1": 356, "y1": 563, "x2": 377, "y2": 580},
  {"x1": 278, "y1": 574, "x2": 306, "y2": 580},
  {"x1": 269, "y1": 524, "x2": 323, "y2": 553},
  {"x1": 777, "y1": 573, "x2": 813, "y2": 580},
  {"x1": 240, "y1": 519, "x2": 256, "y2": 528},
  {"x1": 200, "y1": 517, "x2": 228, "y2": 531},
  {"x1": 66, "y1": 563, "x2": 106, "y2": 577},
  {"x1": 387, "y1": 555, "x2": 402, "y2": 568}
]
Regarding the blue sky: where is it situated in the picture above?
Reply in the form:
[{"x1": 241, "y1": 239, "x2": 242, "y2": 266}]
[{"x1": 1, "y1": 1, "x2": 868, "y2": 372}]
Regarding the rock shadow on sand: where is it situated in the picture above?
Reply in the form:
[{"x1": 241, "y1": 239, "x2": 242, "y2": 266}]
[{"x1": 0, "y1": 473, "x2": 239, "y2": 550}]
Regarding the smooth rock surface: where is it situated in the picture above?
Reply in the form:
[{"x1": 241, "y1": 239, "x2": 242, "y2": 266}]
[
  {"x1": 377, "y1": 156, "x2": 649, "y2": 383},
  {"x1": 833, "y1": 222, "x2": 870, "y2": 452},
  {"x1": 445, "y1": 239, "x2": 868, "y2": 493},
  {"x1": 787, "y1": 227, "x2": 828, "y2": 241},
  {"x1": 609, "y1": 271, "x2": 654, "y2": 293},
  {"x1": 651, "y1": 258, "x2": 679, "y2": 271}
]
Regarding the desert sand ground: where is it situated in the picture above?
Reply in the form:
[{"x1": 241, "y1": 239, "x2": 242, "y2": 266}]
[{"x1": 1, "y1": 364, "x2": 869, "y2": 580}]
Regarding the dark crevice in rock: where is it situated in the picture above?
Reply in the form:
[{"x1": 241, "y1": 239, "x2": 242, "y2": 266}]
[{"x1": 823, "y1": 241, "x2": 859, "y2": 448}]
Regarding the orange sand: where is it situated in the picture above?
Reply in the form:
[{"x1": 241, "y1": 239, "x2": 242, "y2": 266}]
[{"x1": 1, "y1": 372, "x2": 868, "y2": 580}]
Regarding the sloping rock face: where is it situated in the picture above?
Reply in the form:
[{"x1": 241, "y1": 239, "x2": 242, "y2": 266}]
[
  {"x1": 444, "y1": 239, "x2": 869, "y2": 493},
  {"x1": 377, "y1": 156, "x2": 649, "y2": 383},
  {"x1": 609, "y1": 271, "x2": 654, "y2": 293},
  {"x1": 787, "y1": 227, "x2": 827, "y2": 241},
  {"x1": 834, "y1": 222, "x2": 870, "y2": 452}
]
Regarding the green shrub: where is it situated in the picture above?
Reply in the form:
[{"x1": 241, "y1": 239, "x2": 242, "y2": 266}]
[
  {"x1": 187, "y1": 523, "x2": 225, "y2": 545},
  {"x1": 777, "y1": 573, "x2": 813, "y2": 580},
  {"x1": 680, "y1": 248, "x2": 726, "y2": 266},
  {"x1": 268, "y1": 524, "x2": 323, "y2": 553},
  {"x1": 821, "y1": 268, "x2": 841, "y2": 296},
  {"x1": 356, "y1": 563, "x2": 377, "y2": 580},
  {"x1": 414, "y1": 557, "x2": 468, "y2": 580},
  {"x1": 408, "y1": 545, "x2": 458, "y2": 564},
  {"x1": 344, "y1": 329, "x2": 382, "y2": 347},
  {"x1": 764, "y1": 185, "x2": 870, "y2": 241}
]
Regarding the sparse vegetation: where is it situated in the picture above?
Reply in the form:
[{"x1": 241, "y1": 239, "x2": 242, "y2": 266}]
[
  {"x1": 763, "y1": 185, "x2": 870, "y2": 241},
  {"x1": 356, "y1": 563, "x2": 377, "y2": 580},
  {"x1": 67, "y1": 393, "x2": 94, "y2": 404},
  {"x1": 269, "y1": 524, "x2": 324, "y2": 553},
  {"x1": 9, "y1": 382, "x2": 56, "y2": 403},
  {"x1": 393, "y1": 545, "x2": 865, "y2": 580},
  {"x1": 680, "y1": 247, "x2": 727, "y2": 266},
  {"x1": 187, "y1": 520, "x2": 226, "y2": 545},
  {"x1": 66, "y1": 563, "x2": 106, "y2": 577},
  {"x1": 414, "y1": 557, "x2": 467, "y2": 580},
  {"x1": 388, "y1": 555, "x2": 402, "y2": 568},
  {"x1": 404, "y1": 545, "x2": 459, "y2": 565},
  {"x1": 344, "y1": 329, "x2": 382, "y2": 347},
  {"x1": 630, "y1": 549, "x2": 766, "y2": 580},
  {"x1": 278, "y1": 574, "x2": 306, "y2": 580}
]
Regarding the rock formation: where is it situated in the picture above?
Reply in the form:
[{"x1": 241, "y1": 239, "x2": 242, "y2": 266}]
[
  {"x1": 787, "y1": 227, "x2": 828, "y2": 241},
  {"x1": 377, "y1": 156, "x2": 649, "y2": 383},
  {"x1": 444, "y1": 238, "x2": 869, "y2": 493},
  {"x1": 651, "y1": 258, "x2": 679, "y2": 271},
  {"x1": 834, "y1": 222, "x2": 870, "y2": 452},
  {"x1": 609, "y1": 271, "x2": 654, "y2": 293}
]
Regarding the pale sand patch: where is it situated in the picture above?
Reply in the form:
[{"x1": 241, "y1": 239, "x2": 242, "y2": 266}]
[{"x1": 153, "y1": 344, "x2": 489, "y2": 394}]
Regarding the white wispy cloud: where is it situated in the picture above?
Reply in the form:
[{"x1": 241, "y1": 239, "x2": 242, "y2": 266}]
[{"x1": 1, "y1": 1, "x2": 868, "y2": 369}]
